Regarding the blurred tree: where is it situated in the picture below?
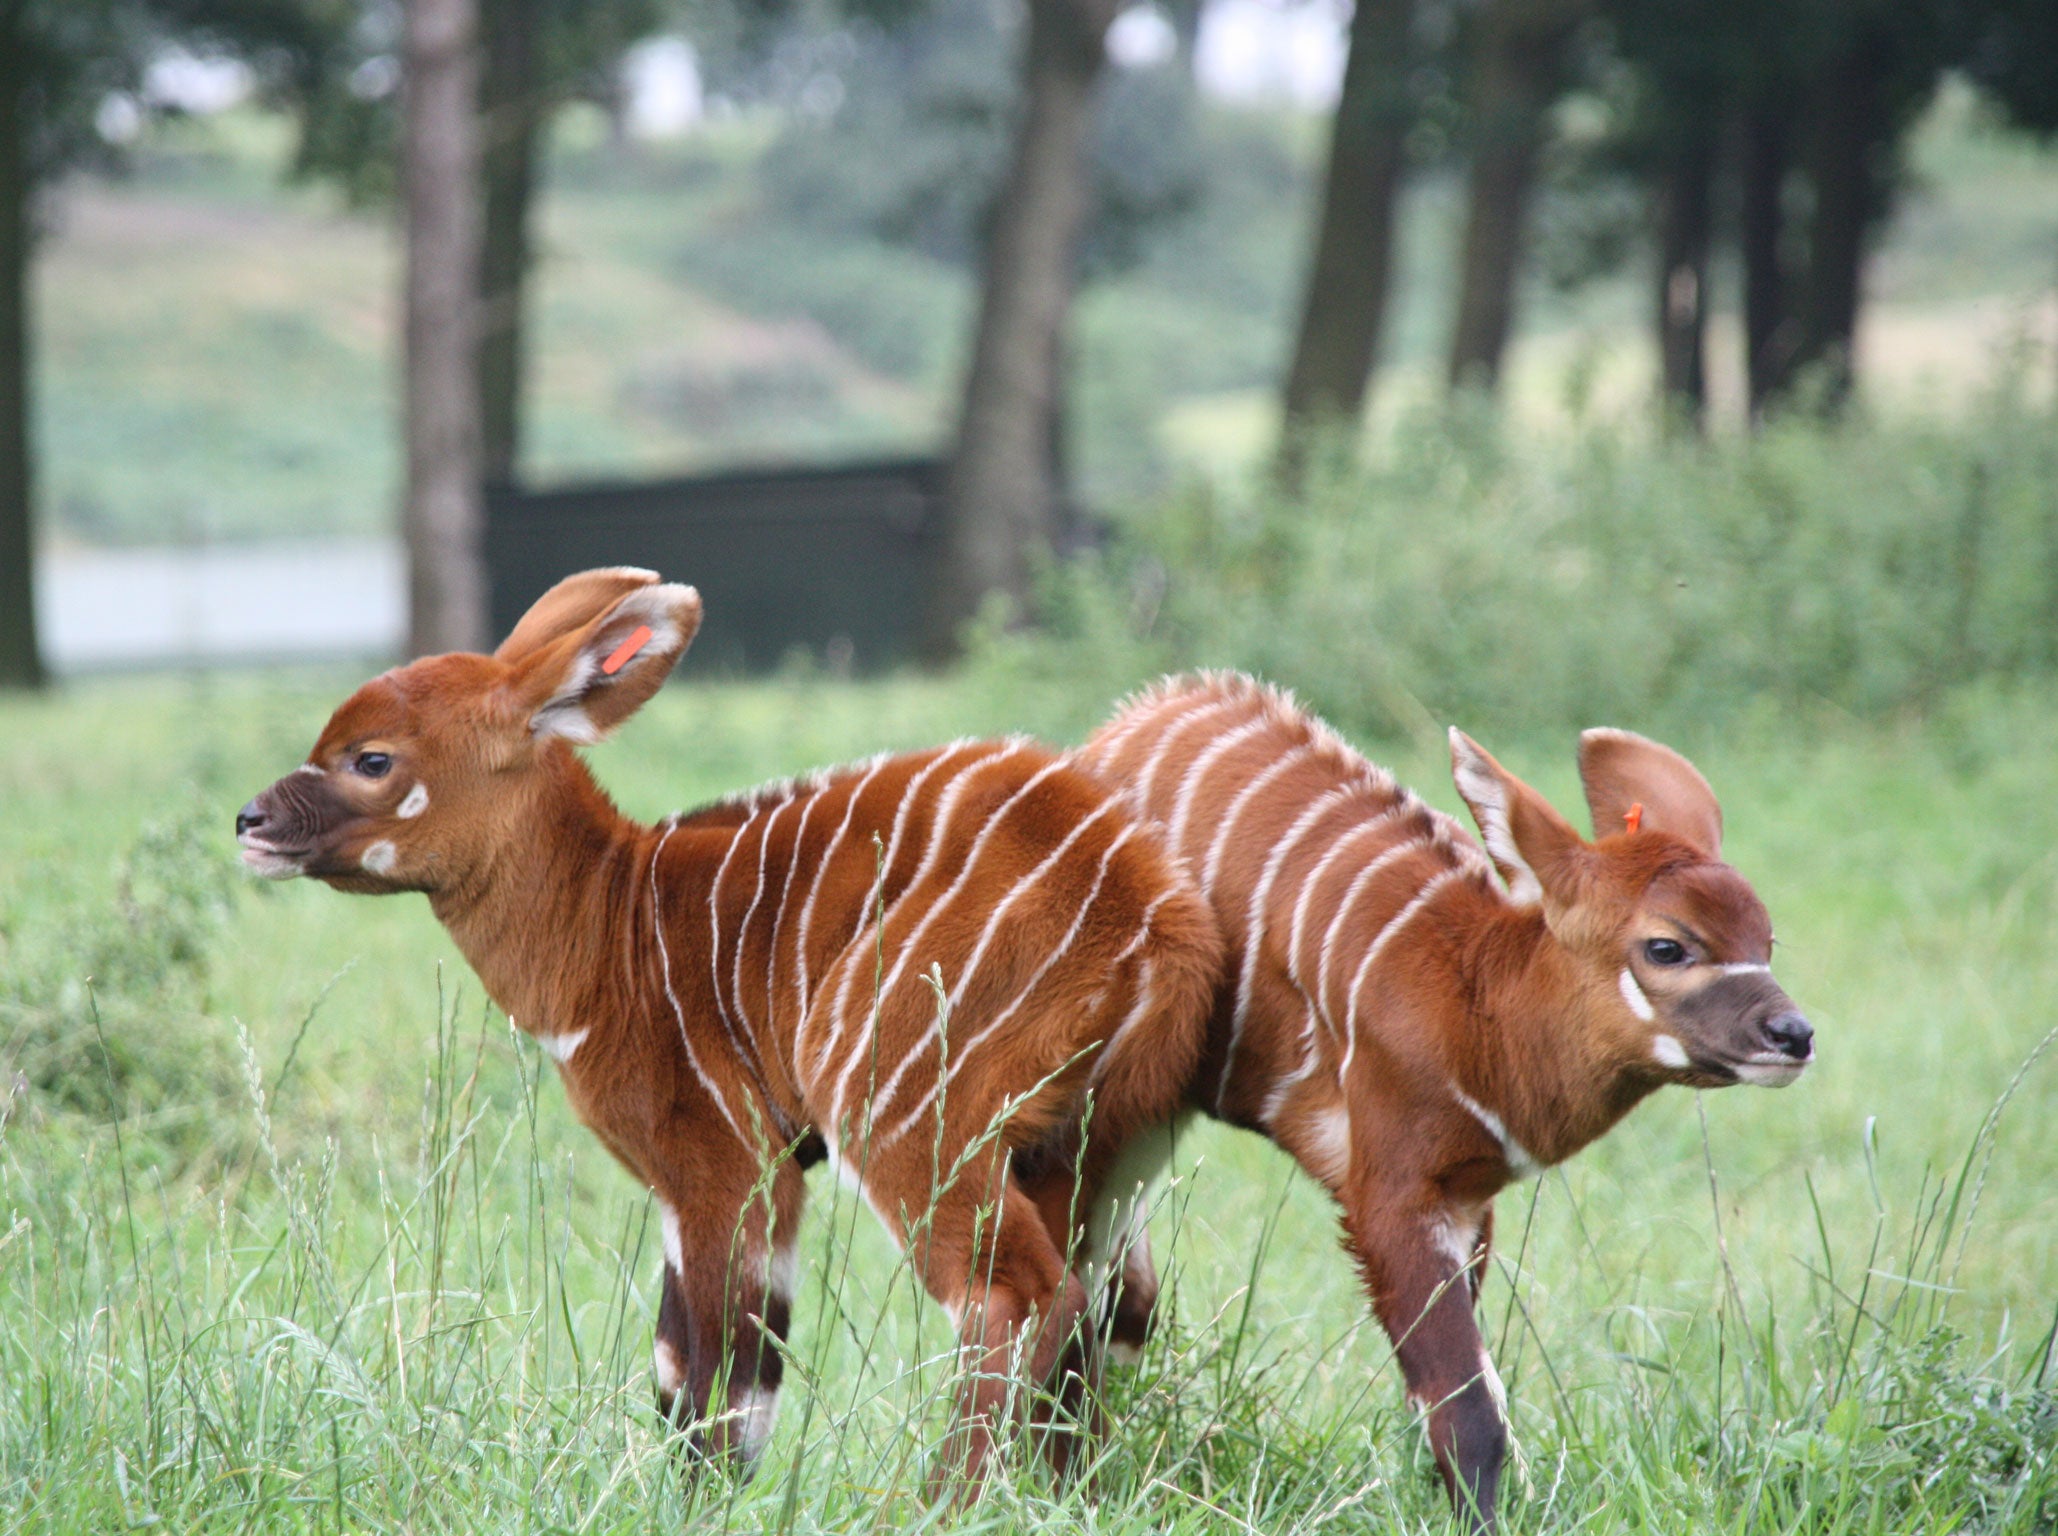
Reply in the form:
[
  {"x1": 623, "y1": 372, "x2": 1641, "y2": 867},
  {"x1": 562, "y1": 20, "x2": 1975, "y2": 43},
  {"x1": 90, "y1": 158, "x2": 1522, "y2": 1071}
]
[
  {"x1": 477, "y1": 0, "x2": 658, "y2": 480},
  {"x1": 1747, "y1": 0, "x2": 1948, "y2": 415},
  {"x1": 926, "y1": 0, "x2": 1124, "y2": 654},
  {"x1": 0, "y1": 0, "x2": 150, "y2": 689},
  {"x1": 1962, "y1": 0, "x2": 2058, "y2": 134},
  {"x1": 1276, "y1": 0, "x2": 1420, "y2": 478},
  {"x1": 1599, "y1": 0, "x2": 1746, "y2": 428},
  {"x1": 400, "y1": 0, "x2": 487, "y2": 654},
  {"x1": 1445, "y1": 0, "x2": 1587, "y2": 395},
  {"x1": 272, "y1": 0, "x2": 659, "y2": 484}
]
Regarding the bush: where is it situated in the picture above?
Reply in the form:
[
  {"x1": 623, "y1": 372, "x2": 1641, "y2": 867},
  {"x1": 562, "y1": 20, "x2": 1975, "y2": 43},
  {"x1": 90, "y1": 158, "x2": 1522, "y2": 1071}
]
[
  {"x1": 0, "y1": 794, "x2": 244, "y2": 1161},
  {"x1": 969, "y1": 386, "x2": 2058, "y2": 745}
]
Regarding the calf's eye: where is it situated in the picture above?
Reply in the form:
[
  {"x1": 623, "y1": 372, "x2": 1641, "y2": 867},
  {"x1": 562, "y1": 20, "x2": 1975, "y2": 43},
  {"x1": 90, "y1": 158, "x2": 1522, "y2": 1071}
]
[
  {"x1": 355, "y1": 751, "x2": 392, "y2": 779},
  {"x1": 1643, "y1": 937, "x2": 1688, "y2": 967}
]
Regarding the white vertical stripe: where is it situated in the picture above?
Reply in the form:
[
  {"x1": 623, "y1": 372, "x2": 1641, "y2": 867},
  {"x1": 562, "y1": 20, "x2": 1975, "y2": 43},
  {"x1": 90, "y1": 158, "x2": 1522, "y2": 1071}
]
[
  {"x1": 830, "y1": 754, "x2": 1069, "y2": 1125},
  {"x1": 1081, "y1": 694, "x2": 1169, "y2": 774},
  {"x1": 792, "y1": 753, "x2": 894, "y2": 1013},
  {"x1": 1218, "y1": 785, "x2": 1356, "y2": 1111},
  {"x1": 650, "y1": 822, "x2": 751, "y2": 1145},
  {"x1": 1163, "y1": 714, "x2": 1271, "y2": 859},
  {"x1": 943, "y1": 801, "x2": 1119, "y2": 1015},
  {"x1": 763, "y1": 788, "x2": 823, "y2": 1042},
  {"x1": 1313, "y1": 838, "x2": 1428, "y2": 1025},
  {"x1": 802, "y1": 744, "x2": 991, "y2": 1078},
  {"x1": 1285, "y1": 808, "x2": 1402, "y2": 988},
  {"x1": 1092, "y1": 956, "x2": 1155, "y2": 1085},
  {"x1": 1133, "y1": 695, "x2": 1242, "y2": 815},
  {"x1": 1339, "y1": 871, "x2": 1459, "y2": 1082},
  {"x1": 730, "y1": 796, "x2": 798, "y2": 1049},
  {"x1": 705, "y1": 808, "x2": 760, "y2": 1075},
  {"x1": 1199, "y1": 744, "x2": 1313, "y2": 896},
  {"x1": 1090, "y1": 685, "x2": 1207, "y2": 779},
  {"x1": 877, "y1": 822, "x2": 1139, "y2": 1144}
]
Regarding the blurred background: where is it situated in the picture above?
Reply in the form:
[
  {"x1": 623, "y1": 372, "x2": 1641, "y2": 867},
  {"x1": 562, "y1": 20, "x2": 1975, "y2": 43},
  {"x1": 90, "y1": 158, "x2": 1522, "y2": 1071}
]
[{"x1": 0, "y1": 0, "x2": 2052, "y2": 685}]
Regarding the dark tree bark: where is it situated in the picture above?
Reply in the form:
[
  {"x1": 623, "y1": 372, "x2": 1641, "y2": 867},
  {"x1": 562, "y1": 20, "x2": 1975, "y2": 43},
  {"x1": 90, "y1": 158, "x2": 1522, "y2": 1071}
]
[
  {"x1": 1739, "y1": 97, "x2": 1795, "y2": 419},
  {"x1": 0, "y1": 23, "x2": 40, "y2": 690},
  {"x1": 1793, "y1": 34, "x2": 1887, "y2": 414},
  {"x1": 402, "y1": 0, "x2": 488, "y2": 657},
  {"x1": 1445, "y1": 0, "x2": 1581, "y2": 396},
  {"x1": 1277, "y1": 0, "x2": 1417, "y2": 478},
  {"x1": 925, "y1": 0, "x2": 1118, "y2": 657},
  {"x1": 477, "y1": 0, "x2": 539, "y2": 486},
  {"x1": 1653, "y1": 116, "x2": 1715, "y2": 429}
]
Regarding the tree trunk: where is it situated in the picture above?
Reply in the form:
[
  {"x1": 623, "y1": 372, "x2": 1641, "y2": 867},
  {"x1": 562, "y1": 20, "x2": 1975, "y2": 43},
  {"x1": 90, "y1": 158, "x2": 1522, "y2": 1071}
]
[
  {"x1": 1445, "y1": 0, "x2": 1580, "y2": 396},
  {"x1": 1654, "y1": 116, "x2": 1715, "y2": 429},
  {"x1": 925, "y1": 0, "x2": 1116, "y2": 658},
  {"x1": 1793, "y1": 35, "x2": 1886, "y2": 415},
  {"x1": 402, "y1": 0, "x2": 488, "y2": 657},
  {"x1": 1277, "y1": 0, "x2": 1417, "y2": 478},
  {"x1": 1739, "y1": 97, "x2": 1795, "y2": 420},
  {"x1": 477, "y1": 0, "x2": 539, "y2": 487},
  {"x1": 0, "y1": 27, "x2": 41, "y2": 690}
]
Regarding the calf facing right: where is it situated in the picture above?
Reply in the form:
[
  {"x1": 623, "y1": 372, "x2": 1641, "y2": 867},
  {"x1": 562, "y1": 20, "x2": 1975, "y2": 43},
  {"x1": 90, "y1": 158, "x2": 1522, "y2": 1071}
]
[{"x1": 1080, "y1": 672, "x2": 1814, "y2": 1531}]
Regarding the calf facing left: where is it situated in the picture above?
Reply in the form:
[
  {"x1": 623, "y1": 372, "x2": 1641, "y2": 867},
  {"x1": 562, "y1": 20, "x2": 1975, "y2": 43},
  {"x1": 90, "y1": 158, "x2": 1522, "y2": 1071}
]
[{"x1": 235, "y1": 569, "x2": 1220, "y2": 1489}]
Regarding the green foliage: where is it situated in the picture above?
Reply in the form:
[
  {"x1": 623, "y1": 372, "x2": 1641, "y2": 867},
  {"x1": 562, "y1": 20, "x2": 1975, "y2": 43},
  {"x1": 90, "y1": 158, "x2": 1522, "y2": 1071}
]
[
  {"x1": 0, "y1": 793, "x2": 244, "y2": 1159},
  {"x1": 970, "y1": 385, "x2": 2058, "y2": 745}
]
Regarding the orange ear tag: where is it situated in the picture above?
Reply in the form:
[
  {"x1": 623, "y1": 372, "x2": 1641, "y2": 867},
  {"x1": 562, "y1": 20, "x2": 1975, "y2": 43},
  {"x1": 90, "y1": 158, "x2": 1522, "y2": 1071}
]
[
  {"x1": 601, "y1": 625, "x2": 655, "y2": 676},
  {"x1": 1624, "y1": 802, "x2": 1644, "y2": 834}
]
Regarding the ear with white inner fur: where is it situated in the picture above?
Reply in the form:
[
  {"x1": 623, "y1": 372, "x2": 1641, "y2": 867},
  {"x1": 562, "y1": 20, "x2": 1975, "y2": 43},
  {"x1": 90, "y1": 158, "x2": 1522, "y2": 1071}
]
[
  {"x1": 507, "y1": 582, "x2": 702, "y2": 743},
  {"x1": 494, "y1": 567, "x2": 662, "y2": 666},
  {"x1": 1577, "y1": 728, "x2": 1723, "y2": 857},
  {"x1": 1449, "y1": 728, "x2": 1586, "y2": 908}
]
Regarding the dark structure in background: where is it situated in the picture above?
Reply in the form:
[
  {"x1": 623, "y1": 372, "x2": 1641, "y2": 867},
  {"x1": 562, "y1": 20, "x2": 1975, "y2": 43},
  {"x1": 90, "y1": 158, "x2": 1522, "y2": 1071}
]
[{"x1": 486, "y1": 459, "x2": 946, "y2": 673}]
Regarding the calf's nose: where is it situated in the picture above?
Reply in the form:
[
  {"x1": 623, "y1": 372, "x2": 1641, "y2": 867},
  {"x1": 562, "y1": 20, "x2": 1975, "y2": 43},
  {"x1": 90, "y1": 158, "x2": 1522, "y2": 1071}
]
[
  {"x1": 236, "y1": 800, "x2": 269, "y2": 838},
  {"x1": 1762, "y1": 1011, "x2": 1814, "y2": 1061}
]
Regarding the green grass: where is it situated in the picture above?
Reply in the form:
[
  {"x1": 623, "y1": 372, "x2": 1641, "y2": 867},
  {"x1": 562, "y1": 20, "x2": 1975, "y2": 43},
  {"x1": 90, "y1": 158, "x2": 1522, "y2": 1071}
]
[{"x1": 2, "y1": 667, "x2": 2054, "y2": 1531}]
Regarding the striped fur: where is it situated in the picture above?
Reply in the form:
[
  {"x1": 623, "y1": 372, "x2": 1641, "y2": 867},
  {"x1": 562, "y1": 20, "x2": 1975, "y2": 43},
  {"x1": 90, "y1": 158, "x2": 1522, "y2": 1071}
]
[
  {"x1": 1079, "y1": 671, "x2": 1810, "y2": 1531},
  {"x1": 234, "y1": 571, "x2": 1219, "y2": 1493}
]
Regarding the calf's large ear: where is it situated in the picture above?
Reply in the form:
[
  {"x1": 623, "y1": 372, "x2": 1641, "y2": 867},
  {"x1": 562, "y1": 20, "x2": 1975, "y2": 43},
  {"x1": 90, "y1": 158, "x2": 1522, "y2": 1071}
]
[
  {"x1": 495, "y1": 567, "x2": 667, "y2": 665},
  {"x1": 1577, "y1": 728, "x2": 1723, "y2": 858},
  {"x1": 1450, "y1": 728, "x2": 1587, "y2": 909},
  {"x1": 504, "y1": 577, "x2": 702, "y2": 743}
]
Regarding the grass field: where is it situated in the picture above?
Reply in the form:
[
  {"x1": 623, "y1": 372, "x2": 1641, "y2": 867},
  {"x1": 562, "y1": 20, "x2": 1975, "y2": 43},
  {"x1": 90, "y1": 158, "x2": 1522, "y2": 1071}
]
[{"x1": 2, "y1": 667, "x2": 2053, "y2": 1531}]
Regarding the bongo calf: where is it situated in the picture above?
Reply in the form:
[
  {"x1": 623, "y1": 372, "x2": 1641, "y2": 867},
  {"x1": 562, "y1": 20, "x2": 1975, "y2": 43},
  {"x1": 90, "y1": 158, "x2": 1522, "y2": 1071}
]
[
  {"x1": 234, "y1": 569, "x2": 1219, "y2": 1488},
  {"x1": 1080, "y1": 672, "x2": 1813, "y2": 1529}
]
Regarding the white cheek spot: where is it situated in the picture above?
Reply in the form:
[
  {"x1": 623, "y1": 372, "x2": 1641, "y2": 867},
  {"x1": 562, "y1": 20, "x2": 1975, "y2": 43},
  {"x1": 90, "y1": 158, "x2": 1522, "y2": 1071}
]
[
  {"x1": 540, "y1": 1027, "x2": 589, "y2": 1064},
  {"x1": 653, "y1": 1338, "x2": 686, "y2": 1396},
  {"x1": 1619, "y1": 968, "x2": 1656, "y2": 1021},
  {"x1": 361, "y1": 839, "x2": 398, "y2": 876},
  {"x1": 661, "y1": 1204, "x2": 685, "y2": 1275},
  {"x1": 1652, "y1": 1033, "x2": 1691, "y2": 1069},
  {"x1": 397, "y1": 782, "x2": 430, "y2": 819}
]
